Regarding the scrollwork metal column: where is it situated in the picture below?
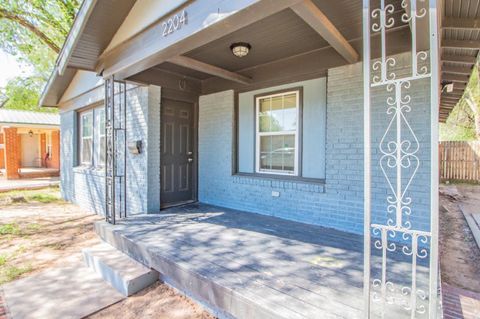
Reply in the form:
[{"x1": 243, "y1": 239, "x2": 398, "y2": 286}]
[
  {"x1": 105, "y1": 78, "x2": 127, "y2": 224},
  {"x1": 363, "y1": 0, "x2": 440, "y2": 318}
]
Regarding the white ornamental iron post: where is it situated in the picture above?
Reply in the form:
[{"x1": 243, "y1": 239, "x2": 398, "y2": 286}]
[{"x1": 363, "y1": 0, "x2": 440, "y2": 318}]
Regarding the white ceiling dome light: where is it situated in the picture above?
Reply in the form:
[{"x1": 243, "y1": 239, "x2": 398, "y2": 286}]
[{"x1": 230, "y1": 42, "x2": 251, "y2": 58}]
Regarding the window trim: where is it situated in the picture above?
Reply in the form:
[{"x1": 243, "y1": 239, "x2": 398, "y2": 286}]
[
  {"x1": 254, "y1": 89, "x2": 302, "y2": 176},
  {"x1": 79, "y1": 110, "x2": 93, "y2": 166}
]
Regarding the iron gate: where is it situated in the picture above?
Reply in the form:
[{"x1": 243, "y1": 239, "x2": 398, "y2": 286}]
[
  {"x1": 105, "y1": 78, "x2": 127, "y2": 224},
  {"x1": 363, "y1": 0, "x2": 440, "y2": 318}
]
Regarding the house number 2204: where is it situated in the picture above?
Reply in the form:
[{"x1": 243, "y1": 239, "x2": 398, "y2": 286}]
[{"x1": 162, "y1": 10, "x2": 187, "y2": 37}]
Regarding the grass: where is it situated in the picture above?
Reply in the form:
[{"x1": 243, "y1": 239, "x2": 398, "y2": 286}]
[
  {"x1": 0, "y1": 223, "x2": 21, "y2": 235},
  {"x1": 0, "y1": 265, "x2": 32, "y2": 285},
  {"x1": 0, "y1": 186, "x2": 63, "y2": 205}
]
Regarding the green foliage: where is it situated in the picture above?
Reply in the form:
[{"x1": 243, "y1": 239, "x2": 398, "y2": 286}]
[
  {"x1": 0, "y1": 186, "x2": 62, "y2": 205},
  {"x1": 0, "y1": 0, "x2": 80, "y2": 111},
  {"x1": 0, "y1": 76, "x2": 57, "y2": 113},
  {"x1": 0, "y1": 264, "x2": 32, "y2": 284},
  {"x1": 440, "y1": 64, "x2": 480, "y2": 141},
  {"x1": 0, "y1": 223, "x2": 21, "y2": 235}
]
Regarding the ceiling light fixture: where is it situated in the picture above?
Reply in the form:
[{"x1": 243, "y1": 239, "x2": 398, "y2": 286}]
[{"x1": 230, "y1": 42, "x2": 251, "y2": 58}]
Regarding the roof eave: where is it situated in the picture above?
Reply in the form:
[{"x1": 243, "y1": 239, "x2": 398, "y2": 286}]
[{"x1": 39, "y1": 0, "x2": 99, "y2": 108}]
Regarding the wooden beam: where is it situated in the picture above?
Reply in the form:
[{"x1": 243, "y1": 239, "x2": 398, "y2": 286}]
[
  {"x1": 443, "y1": 17, "x2": 480, "y2": 30},
  {"x1": 441, "y1": 55, "x2": 476, "y2": 64},
  {"x1": 168, "y1": 56, "x2": 251, "y2": 84},
  {"x1": 128, "y1": 67, "x2": 202, "y2": 93},
  {"x1": 442, "y1": 73, "x2": 470, "y2": 83},
  {"x1": 442, "y1": 65, "x2": 473, "y2": 75},
  {"x1": 442, "y1": 39, "x2": 480, "y2": 50},
  {"x1": 100, "y1": 0, "x2": 303, "y2": 79},
  {"x1": 290, "y1": 0, "x2": 359, "y2": 63},
  {"x1": 442, "y1": 93, "x2": 463, "y2": 99}
]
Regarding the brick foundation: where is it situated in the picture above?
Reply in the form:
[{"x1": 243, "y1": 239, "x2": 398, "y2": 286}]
[{"x1": 0, "y1": 133, "x2": 4, "y2": 169}]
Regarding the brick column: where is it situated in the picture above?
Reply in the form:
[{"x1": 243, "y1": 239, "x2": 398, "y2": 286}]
[
  {"x1": 3, "y1": 127, "x2": 20, "y2": 179},
  {"x1": 51, "y1": 130, "x2": 60, "y2": 169},
  {"x1": 40, "y1": 133, "x2": 46, "y2": 167},
  {"x1": 0, "y1": 133, "x2": 4, "y2": 169}
]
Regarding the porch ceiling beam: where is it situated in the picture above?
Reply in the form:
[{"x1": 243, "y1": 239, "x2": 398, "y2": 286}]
[
  {"x1": 168, "y1": 56, "x2": 252, "y2": 84},
  {"x1": 290, "y1": 0, "x2": 359, "y2": 64},
  {"x1": 442, "y1": 73, "x2": 470, "y2": 83},
  {"x1": 99, "y1": 0, "x2": 304, "y2": 80},
  {"x1": 442, "y1": 39, "x2": 480, "y2": 50},
  {"x1": 441, "y1": 98, "x2": 460, "y2": 103},
  {"x1": 443, "y1": 17, "x2": 480, "y2": 30},
  {"x1": 442, "y1": 93, "x2": 463, "y2": 99},
  {"x1": 442, "y1": 65, "x2": 473, "y2": 75},
  {"x1": 441, "y1": 55, "x2": 476, "y2": 64}
]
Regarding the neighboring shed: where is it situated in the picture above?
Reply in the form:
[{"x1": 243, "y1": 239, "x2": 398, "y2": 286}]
[{"x1": 0, "y1": 109, "x2": 61, "y2": 179}]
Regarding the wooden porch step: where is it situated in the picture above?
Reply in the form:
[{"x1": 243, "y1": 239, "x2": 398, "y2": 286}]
[{"x1": 83, "y1": 242, "x2": 159, "y2": 296}]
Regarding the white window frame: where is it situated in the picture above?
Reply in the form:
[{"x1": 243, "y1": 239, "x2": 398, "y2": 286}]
[
  {"x1": 255, "y1": 90, "x2": 300, "y2": 176},
  {"x1": 79, "y1": 110, "x2": 93, "y2": 165}
]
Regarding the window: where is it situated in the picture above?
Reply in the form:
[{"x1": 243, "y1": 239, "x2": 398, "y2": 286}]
[
  {"x1": 96, "y1": 108, "x2": 106, "y2": 166},
  {"x1": 256, "y1": 91, "x2": 299, "y2": 175},
  {"x1": 80, "y1": 111, "x2": 93, "y2": 165}
]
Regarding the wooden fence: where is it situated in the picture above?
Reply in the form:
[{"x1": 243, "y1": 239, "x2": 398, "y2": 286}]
[{"x1": 439, "y1": 141, "x2": 480, "y2": 182}]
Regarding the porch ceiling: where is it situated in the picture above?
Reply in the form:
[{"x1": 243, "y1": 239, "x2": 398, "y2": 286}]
[
  {"x1": 132, "y1": 0, "x2": 410, "y2": 95},
  {"x1": 440, "y1": 0, "x2": 480, "y2": 122}
]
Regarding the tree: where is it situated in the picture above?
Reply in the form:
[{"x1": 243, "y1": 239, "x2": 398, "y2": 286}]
[
  {"x1": 0, "y1": 0, "x2": 79, "y2": 112},
  {"x1": 440, "y1": 57, "x2": 480, "y2": 141}
]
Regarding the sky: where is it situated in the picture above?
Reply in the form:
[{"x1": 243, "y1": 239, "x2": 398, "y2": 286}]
[{"x1": 0, "y1": 49, "x2": 33, "y2": 87}]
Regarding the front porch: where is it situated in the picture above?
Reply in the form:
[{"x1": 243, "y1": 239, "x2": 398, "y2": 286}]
[{"x1": 95, "y1": 203, "x2": 428, "y2": 319}]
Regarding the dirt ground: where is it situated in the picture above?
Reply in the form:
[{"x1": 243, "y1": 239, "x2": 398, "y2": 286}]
[
  {"x1": 87, "y1": 282, "x2": 214, "y2": 319},
  {"x1": 0, "y1": 187, "x2": 215, "y2": 319},
  {"x1": 439, "y1": 184, "x2": 480, "y2": 293},
  {"x1": 0, "y1": 187, "x2": 102, "y2": 284}
]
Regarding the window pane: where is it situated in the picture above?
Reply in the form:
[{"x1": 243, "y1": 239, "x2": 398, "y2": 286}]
[
  {"x1": 98, "y1": 109, "x2": 105, "y2": 134},
  {"x1": 259, "y1": 135, "x2": 295, "y2": 173},
  {"x1": 82, "y1": 113, "x2": 93, "y2": 137},
  {"x1": 258, "y1": 93, "x2": 297, "y2": 133},
  {"x1": 99, "y1": 136, "x2": 106, "y2": 165},
  {"x1": 259, "y1": 97, "x2": 271, "y2": 132},
  {"x1": 82, "y1": 138, "x2": 92, "y2": 163},
  {"x1": 282, "y1": 93, "x2": 297, "y2": 131}
]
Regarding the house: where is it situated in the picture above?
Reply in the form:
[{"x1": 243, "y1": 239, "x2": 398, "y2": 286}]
[
  {"x1": 0, "y1": 109, "x2": 60, "y2": 179},
  {"x1": 39, "y1": 0, "x2": 478, "y2": 318}
]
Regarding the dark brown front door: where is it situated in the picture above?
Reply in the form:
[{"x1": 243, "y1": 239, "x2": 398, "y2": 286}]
[{"x1": 160, "y1": 97, "x2": 196, "y2": 207}]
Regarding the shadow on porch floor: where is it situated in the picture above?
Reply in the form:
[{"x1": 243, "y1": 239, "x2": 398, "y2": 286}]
[{"x1": 95, "y1": 203, "x2": 429, "y2": 319}]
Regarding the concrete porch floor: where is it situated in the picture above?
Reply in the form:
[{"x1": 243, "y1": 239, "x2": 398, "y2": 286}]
[{"x1": 95, "y1": 203, "x2": 430, "y2": 319}]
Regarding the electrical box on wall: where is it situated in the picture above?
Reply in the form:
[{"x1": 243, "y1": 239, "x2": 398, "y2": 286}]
[{"x1": 127, "y1": 140, "x2": 142, "y2": 154}]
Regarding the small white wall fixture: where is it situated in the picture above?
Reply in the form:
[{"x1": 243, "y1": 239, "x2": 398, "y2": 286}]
[{"x1": 363, "y1": 0, "x2": 440, "y2": 318}]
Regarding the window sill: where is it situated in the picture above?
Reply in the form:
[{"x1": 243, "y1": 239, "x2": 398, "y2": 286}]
[
  {"x1": 232, "y1": 173, "x2": 325, "y2": 193},
  {"x1": 73, "y1": 165, "x2": 105, "y2": 176}
]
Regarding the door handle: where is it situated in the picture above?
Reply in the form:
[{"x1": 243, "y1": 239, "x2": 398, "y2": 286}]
[
  {"x1": 188, "y1": 158, "x2": 193, "y2": 162},
  {"x1": 187, "y1": 151, "x2": 193, "y2": 155}
]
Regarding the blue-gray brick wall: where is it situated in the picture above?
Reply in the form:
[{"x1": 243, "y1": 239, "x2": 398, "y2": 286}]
[
  {"x1": 59, "y1": 84, "x2": 161, "y2": 216},
  {"x1": 60, "y1": 52, "x2": 431, "y2": 235},
  {"x1": 199, "y1": 53, "x2": 431, "y2": 234}
]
